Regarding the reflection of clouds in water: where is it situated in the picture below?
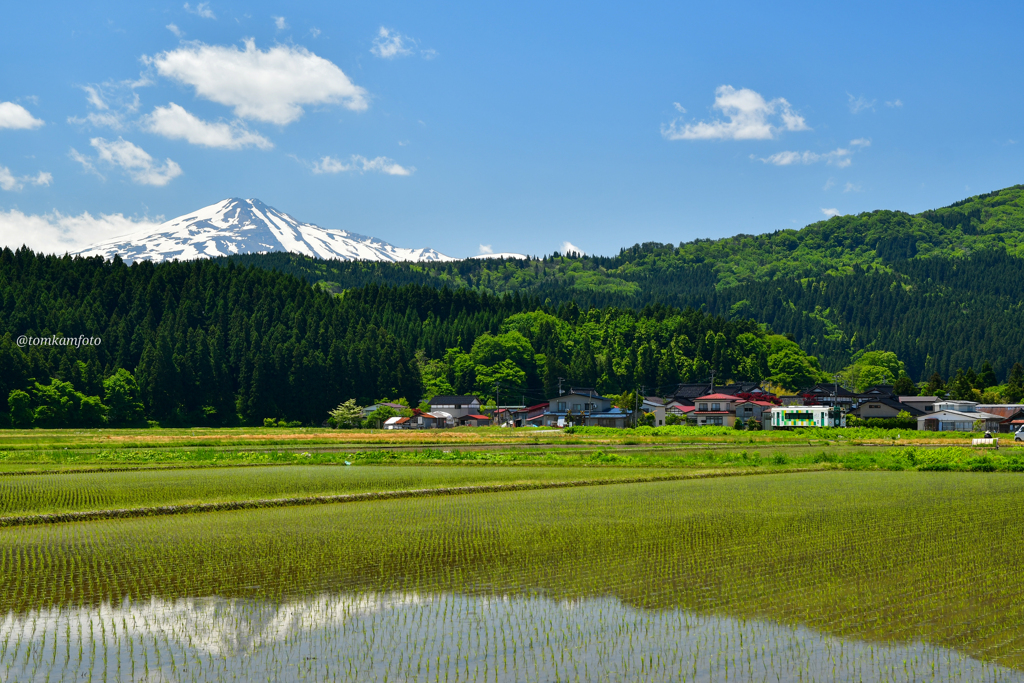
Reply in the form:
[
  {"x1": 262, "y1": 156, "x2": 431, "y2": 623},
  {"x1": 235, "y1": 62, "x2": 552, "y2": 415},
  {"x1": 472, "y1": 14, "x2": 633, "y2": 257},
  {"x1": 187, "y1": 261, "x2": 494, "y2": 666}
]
[{"x1": 3, "y1": 593, "x2": 1022, "y2": 682}]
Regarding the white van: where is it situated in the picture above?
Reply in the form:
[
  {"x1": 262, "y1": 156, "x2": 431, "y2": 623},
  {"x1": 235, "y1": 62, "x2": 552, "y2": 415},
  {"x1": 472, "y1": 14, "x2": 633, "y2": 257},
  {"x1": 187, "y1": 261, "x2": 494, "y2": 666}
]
[{"x1": 1016, "y1": 427, "x2": 1024, "y2": 442}]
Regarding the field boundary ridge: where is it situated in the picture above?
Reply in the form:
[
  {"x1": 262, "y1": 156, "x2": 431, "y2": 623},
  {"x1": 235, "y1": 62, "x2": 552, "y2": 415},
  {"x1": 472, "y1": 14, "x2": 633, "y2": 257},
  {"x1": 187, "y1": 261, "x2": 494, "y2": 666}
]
[{"x1": 0, "y1": 466, "x2": 827, "y2": 527}]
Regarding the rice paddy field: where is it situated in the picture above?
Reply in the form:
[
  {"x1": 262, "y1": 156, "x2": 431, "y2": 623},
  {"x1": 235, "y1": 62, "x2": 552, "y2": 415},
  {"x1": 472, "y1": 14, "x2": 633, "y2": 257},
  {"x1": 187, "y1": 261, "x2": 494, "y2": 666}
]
[{"x1": 2, "y1": 468, "x2": 1023, "y2": 681}]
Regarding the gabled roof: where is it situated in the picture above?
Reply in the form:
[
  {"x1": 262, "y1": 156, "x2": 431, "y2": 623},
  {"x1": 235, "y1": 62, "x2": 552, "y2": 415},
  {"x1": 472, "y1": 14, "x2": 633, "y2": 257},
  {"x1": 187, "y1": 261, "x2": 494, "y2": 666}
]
[
  {"x1": 859, "y1": 385, "x2": 896, "y2": 398},
  {"x1": 920, "y1": 409, "x2": 1002, "y2": 420},
  {"x1": 465, "y1": 414, "x2": 491, "y2": 420},
  {"x1": 717, "y1": 383, "x2": 763, "y2": 395},
  {"x1": 672, "y1": 383, "x2": 713, "y2": 399},
  {"x1": 565, "y1": 387, "x2": 609, "y2": 399},
  {"x1": 429, "y1": 395, "x2": 481, "y2": 404},
  {"x1": 735, "y1": 399, "x2": 775, "y2": 407},
  {"x1": 856, "y1": 397, "x2": 925, "y2": 416},
  {"x1": 643, "y1": 397, "x2": 665, "y2": 406},
  {"x1": 695, "y1": 393, "x2": 739, "y2": 401},
  {"x1": 800, "y1": 383, "x2": 858, "y2": 397}
]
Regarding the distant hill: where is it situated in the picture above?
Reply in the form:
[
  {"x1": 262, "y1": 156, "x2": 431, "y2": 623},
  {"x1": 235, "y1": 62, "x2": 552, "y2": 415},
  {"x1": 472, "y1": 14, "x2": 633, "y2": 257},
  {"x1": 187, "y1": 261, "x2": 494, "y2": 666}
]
[{"x1": 227, "y1": 185, "x2": 1024, "y2": 381}]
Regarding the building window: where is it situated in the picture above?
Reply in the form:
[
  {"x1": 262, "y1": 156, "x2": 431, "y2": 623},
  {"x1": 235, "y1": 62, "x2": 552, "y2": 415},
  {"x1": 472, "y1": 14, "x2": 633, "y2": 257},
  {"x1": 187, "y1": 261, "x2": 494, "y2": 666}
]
[
  {"x1": 573, "y1": 403, "x2": 582, "y2": 411},
  {"x1": 557, "y1": 402, "x2": 566, "y2": 411},
  {"x1": 711, "y1": 403, "x2": 720, "y2": 411},
  {"x1": 699, "y1": 403, "x2": 708, "y2": 411}
]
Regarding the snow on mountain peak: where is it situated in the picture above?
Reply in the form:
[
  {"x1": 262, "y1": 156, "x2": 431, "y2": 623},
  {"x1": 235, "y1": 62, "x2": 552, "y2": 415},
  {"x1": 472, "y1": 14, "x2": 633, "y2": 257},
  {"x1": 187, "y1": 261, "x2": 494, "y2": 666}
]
[{"x1": 76, "y1": 198, "x2": 455, "y2": 263}]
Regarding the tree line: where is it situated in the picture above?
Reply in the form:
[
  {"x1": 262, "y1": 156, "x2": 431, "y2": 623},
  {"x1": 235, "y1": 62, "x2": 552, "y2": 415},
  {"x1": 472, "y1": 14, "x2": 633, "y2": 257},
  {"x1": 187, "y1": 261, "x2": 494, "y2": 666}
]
[
  {"x1": 223, "y1": 185, "x2": 1024, "y2": 381},
  {"x1": 0, "y1": 248, "x2": 832, "y2": 428}
]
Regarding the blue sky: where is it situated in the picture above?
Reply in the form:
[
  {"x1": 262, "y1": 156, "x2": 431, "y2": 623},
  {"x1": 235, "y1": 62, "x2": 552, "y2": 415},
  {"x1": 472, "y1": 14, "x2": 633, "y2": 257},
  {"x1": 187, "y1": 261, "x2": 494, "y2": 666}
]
[{"x1": 2, "y1": 0, "x2": 1023, "y2": 258}]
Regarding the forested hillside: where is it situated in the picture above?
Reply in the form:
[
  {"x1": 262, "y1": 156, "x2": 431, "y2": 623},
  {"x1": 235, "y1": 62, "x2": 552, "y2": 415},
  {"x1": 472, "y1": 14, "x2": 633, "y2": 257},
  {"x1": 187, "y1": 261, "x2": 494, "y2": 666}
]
[
  {"x1": 0, "y1": 249, "x2": 828, "y2": 427},
  {"x1": 226, "y1": 185, "x2": 1024, "y2": 381}
]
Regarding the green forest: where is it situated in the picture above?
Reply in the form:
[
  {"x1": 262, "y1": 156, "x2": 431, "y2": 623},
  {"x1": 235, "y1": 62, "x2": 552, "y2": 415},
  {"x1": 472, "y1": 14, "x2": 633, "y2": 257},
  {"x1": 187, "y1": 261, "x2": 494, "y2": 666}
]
[
  {"x1": 3, "y1": 185, "x2": 1024, "y2": 428},
  {"x1": 0, "y1": 249, "x2": 831, "y2": 428},
  {"x1": 226, "y1": 185, "x2": 1024, "y2": 382}
]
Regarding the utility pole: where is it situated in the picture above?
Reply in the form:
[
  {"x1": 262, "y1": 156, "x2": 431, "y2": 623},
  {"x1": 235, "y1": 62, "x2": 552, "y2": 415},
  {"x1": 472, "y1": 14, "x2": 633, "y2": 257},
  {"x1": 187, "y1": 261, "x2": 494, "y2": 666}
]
[
  {"x1": 495, "y1": 381, "x2": 500, "y2": 427},
  {"x1": 557, "y1": 377, "x2": 565, "y2": 396},
  {"x1": 710, "y1": 370, "x2": 715, "y2": 392}
]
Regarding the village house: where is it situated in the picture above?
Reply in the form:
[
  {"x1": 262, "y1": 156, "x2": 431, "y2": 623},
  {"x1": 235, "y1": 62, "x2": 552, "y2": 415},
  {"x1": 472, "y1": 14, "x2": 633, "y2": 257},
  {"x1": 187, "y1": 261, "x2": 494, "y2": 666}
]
[
  {"x1": 733, "y1": 399, "x2": 774, "y2": 427},
  {"x1": 508, "y1": 403, "x2": 549, "y2": 427},
  {"x1": 796, "y1": 383, "x2": 858, "y2": 407},
  {"x1": 427, "y1": 395, "x2": 483, "y2": 426},
  {"x1": 898, "y1": 395, "x2": 940, "y2": 413},
  {"x1": 692, "y1": 393, "x2": 739, "y2": 427},
  {"x1": 977, "y1": 405, "x2": 1024, "y2": 433},
  {"x1": 917, "y1": 401, "x2": 1003, "y2": 432},
  {"x1": 458, "y1": 414, "x2": 492, "y2": 427},
  {"x1": 642, "y1": 397, "x2": 666, "y2": 426},
  {"x1": 849, "y1": 397, "x2": 924, "y2": 420},
  {"x1": 361, "y1": 401, "x2": 407, "y2": 417},
  {"x1": 665, "y1": 400, "x2": 696, "y2": 422},
  {"x1": 541, "y1": 387, "x2": 631, "y2": 428}
]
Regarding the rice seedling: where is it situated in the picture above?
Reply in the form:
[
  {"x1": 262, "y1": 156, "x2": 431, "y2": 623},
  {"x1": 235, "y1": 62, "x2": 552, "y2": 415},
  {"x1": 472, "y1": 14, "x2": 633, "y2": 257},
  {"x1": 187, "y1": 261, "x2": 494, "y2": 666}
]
[{"x1": 1, "y1": 471, "x2": 1022, "y2": 681}]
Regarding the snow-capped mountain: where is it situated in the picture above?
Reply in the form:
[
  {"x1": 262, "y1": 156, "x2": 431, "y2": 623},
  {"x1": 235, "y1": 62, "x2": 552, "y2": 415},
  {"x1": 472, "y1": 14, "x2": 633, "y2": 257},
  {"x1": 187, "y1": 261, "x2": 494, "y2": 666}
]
[{"x1": 77, "y1": 198, "x2": 455, "y2": 263}]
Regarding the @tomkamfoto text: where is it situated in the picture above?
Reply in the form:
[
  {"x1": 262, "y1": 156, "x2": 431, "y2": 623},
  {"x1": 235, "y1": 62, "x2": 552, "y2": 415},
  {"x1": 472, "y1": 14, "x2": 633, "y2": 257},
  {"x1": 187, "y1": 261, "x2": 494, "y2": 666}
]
[{"x1": 16, "y1": 335, "x2": 101, "y2": 348}]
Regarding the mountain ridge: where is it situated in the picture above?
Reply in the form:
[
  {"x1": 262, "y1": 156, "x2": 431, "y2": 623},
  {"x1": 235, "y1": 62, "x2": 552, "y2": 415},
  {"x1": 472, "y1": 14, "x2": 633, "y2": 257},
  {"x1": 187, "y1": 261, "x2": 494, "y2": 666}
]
[
  {"x1": 223, "y1": 184, "x2": 1024, "y2": 380},
  {"x1": 76, "y1": 198, "x2": 456, "y2": 264}
]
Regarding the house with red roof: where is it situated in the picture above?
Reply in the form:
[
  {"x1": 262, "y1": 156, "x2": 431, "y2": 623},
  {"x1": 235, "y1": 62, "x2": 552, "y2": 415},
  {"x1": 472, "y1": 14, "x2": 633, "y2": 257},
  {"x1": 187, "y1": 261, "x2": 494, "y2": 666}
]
[{"x1": 692, "y1": 393, "x2": 740, "y2": 427}]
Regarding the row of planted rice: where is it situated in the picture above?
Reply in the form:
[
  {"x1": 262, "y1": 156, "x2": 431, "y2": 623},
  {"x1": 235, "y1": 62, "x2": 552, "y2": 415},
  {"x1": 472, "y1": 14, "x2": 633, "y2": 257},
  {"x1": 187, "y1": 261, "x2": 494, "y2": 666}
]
[
  {"x1": 0, "y1": 465, "x2": 685, "y2": 517},
  {"x1": 2, "y1": 472, "x2": 1023, "y2": 681}
]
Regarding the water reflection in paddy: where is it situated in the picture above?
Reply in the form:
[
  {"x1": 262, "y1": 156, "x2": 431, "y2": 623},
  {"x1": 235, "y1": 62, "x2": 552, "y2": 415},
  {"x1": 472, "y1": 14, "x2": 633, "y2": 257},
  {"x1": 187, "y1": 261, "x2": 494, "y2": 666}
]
[{"x1": 3, "y1": 592, "x2": 1020, "y2": 682}]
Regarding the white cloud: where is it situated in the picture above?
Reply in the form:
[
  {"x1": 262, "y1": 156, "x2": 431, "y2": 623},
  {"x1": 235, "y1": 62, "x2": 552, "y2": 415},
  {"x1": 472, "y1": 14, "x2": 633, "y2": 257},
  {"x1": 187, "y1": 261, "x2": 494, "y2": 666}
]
[
  {"x1": 821, "y1": 208, "x2": 840, "y2": 218},
  {"x1": 69, "y1": 148, "x2": 102, "y2": 179},
  {"x1": 561, "y1": 240, "x2": 584, "y2": 256},
  {"x1": 0, "y1": 165, "x2": 52, "y2": 191},
  {"x1": 311, "y1": 154, "x2": 413, "y2": 176},
  {"x1": 885, "y1": 99, "x2": 903, "y2": 108},
  {"x1": 420, "y1": 48, "x2": 438, "y2": 60},
  {"x1": 371, "y1": 27, "x2": 414, "y2": 59},
  {"x1": 0, "y1": 102, "x2": 44, "y2": 130},
  {"x1": 754, "y1": 139, "x2": 870, "y2": 169},
  {"x1": 662, "y1": 86, "x2": 809, "y2": 141},
  {"x1": 166, "y1": 23, "x2": 184, "y2": 37},
  {"x1": 83, "y1": 86, "x2": 107, "y2": 110},
  {"x1": 184, "y1": 2, "x2": 215, "y2": 19},
  {"x1": 146, "y1": 39, "x2": 368, "y2": 125},
  {"x1": 142, "y1": 103, "x2": 272, "y2": 150},
  {"x1": 273, "y1": 16, "x2": 288, "y2": 30},
  {"x1": 310, "y1": 27, "x2": 321, "y2": 38},
  {"x1": 68, "y1": 111, "x2": 125, "y2": 129},
  {"x1": 68, "y1": 80, "x2": 149, "y2": 130},
  {"x1": 755, "y1": 147, "x2": 852, "y2": 168},
  {"x1": 89, "y1": 137, "x2": 182, "y2": 186},
  {"x1": 847, "y1": 94, "x2": 875, "y2": 114},
  {"x1": 0, "y1": 208, "x2": 162, "y2": 254},
  {"x1": 843, "y1": 182, "x2": 861, "y2": 193},
  {"x1": 478, "y1": 244, "x2": 493, "y2": 255}
]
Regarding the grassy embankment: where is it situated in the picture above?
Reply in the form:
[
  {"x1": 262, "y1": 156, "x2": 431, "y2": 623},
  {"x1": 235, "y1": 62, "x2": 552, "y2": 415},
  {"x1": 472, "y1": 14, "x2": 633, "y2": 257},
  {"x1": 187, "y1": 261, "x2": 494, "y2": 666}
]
[{"x1": 0, "y1": 423, "x2": 1004, "y2": 454}]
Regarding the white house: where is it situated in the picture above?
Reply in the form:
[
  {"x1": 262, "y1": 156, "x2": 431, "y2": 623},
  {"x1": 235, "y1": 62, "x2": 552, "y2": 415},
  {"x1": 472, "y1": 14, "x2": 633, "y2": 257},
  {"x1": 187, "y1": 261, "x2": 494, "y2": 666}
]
[
  {"x1": 428, "y1": 395, "x2": 483, "y2": 419},
  {"x1": 642, "y1": 397, "x2": 666, "y2": 426},
  {"x1": 917, "y1": 409, "x2": 1002, "y2": 432}
]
